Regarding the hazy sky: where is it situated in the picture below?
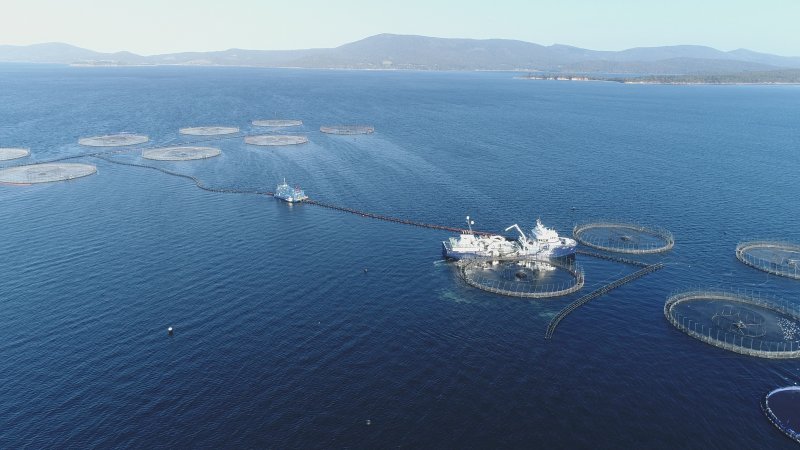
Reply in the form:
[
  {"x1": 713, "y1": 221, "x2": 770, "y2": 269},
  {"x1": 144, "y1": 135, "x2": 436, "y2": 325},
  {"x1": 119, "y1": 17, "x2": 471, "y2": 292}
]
[{"x1": 1, "y1": 0, "x2": 798, "y2": 56}]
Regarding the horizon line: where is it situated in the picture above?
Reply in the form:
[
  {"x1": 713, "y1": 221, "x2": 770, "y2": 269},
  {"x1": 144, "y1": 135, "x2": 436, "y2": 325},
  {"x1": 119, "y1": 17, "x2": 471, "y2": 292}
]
[{"x1": 2, "y1": 33, "x2": 798, "y2": 59}]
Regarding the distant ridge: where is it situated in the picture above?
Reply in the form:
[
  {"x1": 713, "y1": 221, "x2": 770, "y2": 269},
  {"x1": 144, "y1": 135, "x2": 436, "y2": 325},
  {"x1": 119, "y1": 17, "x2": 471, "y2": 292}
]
[{"x1": 2, "y1": 34, "x2": 800, "y2": 74}]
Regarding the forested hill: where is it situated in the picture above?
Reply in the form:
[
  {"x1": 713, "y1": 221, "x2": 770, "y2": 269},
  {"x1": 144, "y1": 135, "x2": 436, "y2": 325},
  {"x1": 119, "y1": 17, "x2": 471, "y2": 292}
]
[{"x1": 2, "y1": 34, "x2": 800, "y2": 75}]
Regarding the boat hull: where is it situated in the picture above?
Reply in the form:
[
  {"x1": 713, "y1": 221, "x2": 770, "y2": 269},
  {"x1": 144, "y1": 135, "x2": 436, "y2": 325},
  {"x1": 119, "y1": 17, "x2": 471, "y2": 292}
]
[
  {"x1": 442, "y1": 242, "x2": 515, "y2": 260},
  {"x1": 442, "y1": 242, "x2": 486, "y2": 260},
  {"x1": 443, "y1": 241, "x2": 577, "y2": 260},
  {"x1": 275, "y1": 195, "x2": 306, "y2": 203},
  {"x1": 549, "y1": 244, "x2": 577, "y2": 258}
]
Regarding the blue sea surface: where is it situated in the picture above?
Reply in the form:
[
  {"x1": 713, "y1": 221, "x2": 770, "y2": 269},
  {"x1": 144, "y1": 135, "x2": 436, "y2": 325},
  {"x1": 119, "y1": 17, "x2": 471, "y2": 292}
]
[{"x1": 1, "y1": 64, "x2": 799, "y2": 448}]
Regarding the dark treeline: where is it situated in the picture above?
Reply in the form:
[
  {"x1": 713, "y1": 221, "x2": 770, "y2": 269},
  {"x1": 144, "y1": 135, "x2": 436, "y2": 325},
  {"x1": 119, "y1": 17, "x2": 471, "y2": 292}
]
[
  {"x1": 615, "y1": 69, "x2": 800, "y2": 84},
  {"x1": 521, "y1": 69, "x2": 800, "y2": 84}
]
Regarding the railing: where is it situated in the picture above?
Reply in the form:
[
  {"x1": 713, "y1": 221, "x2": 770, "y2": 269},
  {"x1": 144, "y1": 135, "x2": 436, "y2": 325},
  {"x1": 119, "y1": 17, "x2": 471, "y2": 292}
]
[
  {"x1": 575, "y1": 249, "x2": 650, "y2": 267},
  {"x1": 573, "y1": 221, "x2": 674, "y2": 254},
  {"x1": 664, "y1": 290, "x2": 800, "y2": 359},
  {"x1": 735, "y1": 241, "x2": 800, "y2": 280},
  {"x1": 457, "y1": 256, "x2": 585, "y2": 299}
]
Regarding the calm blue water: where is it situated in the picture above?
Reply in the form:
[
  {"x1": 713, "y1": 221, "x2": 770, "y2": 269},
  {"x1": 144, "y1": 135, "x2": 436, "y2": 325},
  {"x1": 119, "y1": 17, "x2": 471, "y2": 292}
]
[{"x1": 1, "y1": 64, "x2": 799, "y2": 449}]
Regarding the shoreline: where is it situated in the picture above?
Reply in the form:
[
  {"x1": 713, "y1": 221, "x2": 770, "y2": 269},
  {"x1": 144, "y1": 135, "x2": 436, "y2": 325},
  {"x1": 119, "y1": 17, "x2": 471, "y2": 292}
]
[{"x1": 517, "y1": 76, "x2": 800, "y2": 86}]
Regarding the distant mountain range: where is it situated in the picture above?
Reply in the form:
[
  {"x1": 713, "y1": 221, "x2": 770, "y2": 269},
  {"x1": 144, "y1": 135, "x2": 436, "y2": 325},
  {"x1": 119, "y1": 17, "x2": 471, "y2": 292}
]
[{"x1": 2, "y1": 34, "x2": 800, "y2": 74}]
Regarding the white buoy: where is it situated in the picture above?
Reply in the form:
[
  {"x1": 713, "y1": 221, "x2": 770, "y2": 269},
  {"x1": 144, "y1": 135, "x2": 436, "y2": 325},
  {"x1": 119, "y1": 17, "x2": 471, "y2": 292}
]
[
  {"x1": 366, "y1": 419, "x2": 371, "y2": 426},
  {"x1": 168, "y1": 326, "x2": 174, "y2": 336}
]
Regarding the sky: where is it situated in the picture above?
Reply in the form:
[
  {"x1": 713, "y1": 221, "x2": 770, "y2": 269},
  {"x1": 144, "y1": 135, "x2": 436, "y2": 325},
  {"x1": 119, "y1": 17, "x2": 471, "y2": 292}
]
[{"x1": 1, "y1": 0, "x2": 798, "y2": 56}]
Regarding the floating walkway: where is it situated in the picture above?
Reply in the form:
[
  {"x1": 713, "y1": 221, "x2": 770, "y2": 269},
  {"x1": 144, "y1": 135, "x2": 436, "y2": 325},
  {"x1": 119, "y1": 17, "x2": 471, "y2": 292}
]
[
  {"x1": 545, "y1": 262, "x2": 664, "y2": 339},
  {"x1": 573, "y1": 221, "x2": 674, "y2": 254},
  {"x1": 91, "y1": 155, "x2": 483, "y2": 236},
  {"x1": 575, "y1": 249, "x2": 650, "y2": 267},
  {"x1": 305, "y1": 199, "x2": 483, "y2": 235}
]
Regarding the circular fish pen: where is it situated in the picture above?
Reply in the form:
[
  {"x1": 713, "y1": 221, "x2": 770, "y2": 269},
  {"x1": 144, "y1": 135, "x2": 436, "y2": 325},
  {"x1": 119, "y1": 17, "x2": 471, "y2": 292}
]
[
  {"x1": 457, "y1": 257, "x2": 584, "y2": 299},
  {"x1": 0, "y1": 148, "x2": 30, "y2": 161},
  {"x1": 142, "y1": 146, "x2": 221, "y2": 161},
  {"x1": 763, "y1": 386, "x2": 800, "y2": 444},
  {"x1": 244, "y1": 135, "x2": 308, "y2": 146},
  {"x1": 573, "y1": 221, "x2": 674, "y2": 254},
  {"x1": 78, "y1": 133, "x2": 149, "y2": 147},
  {"x1": 179, "y1": 126, "x2": 239, "y2": 136},
  {"x1": 736, "y1": 241, "x2": 800, "y2": 280},
  {"x1": 320, "y1": 125, "x2": 374, "y2": 135},
  {"x1": 664, "y1": 291, "x2": 800, "y2": 359},
  {"x1": 252, "y1": 119, "x2": 302, "y2": 127},
  {"x1": 0, "y1": 163, "x2": 97, "y2": 184}
]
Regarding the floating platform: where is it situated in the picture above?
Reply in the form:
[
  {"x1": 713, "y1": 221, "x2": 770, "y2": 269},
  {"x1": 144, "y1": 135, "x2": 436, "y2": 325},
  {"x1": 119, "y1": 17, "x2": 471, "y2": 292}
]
[
  {"x1": 179, "y1": 126, "x2": 239, "y2": 136},
  {"x1": 78, "y1": 133, "x2": 149, "y2": 147},
  {"x1": 763, "y1": 386, "x2": 800, "y2": 444},
  {"x1": 736, "y1": 241, "x2": 800, "y2": 280},
  {"x1": 244, "y1": 135, "x2": 308, "y2": 146},
  {"x1": 457, "y1": 256, "x2": 584, "y2": 299},
  {"x1": 573, "y1": 221, "x2": 674, "y2": 254},
  {"x1": 142, "y1": 146, "x2": 221, "y2": 161},
  {"x1": 0, "y1": 163, "x2": 97, "y2": 184},
  {"x1": 0, "y1": 147, "x2": 30, "y2": 161},
  {"x1": 664, "y1": 290, "x2": 800, "y2": 359}
]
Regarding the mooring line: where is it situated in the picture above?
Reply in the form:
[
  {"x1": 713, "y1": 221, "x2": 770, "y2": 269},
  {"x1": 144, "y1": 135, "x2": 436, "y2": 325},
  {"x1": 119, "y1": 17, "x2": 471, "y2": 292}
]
[
  {"x1": 92, "y1": 155, "x2": 273, "y2": 196},
  {"x1": 575, "y1": 249, "x2": 650, "y2": 267},
  {"x1": 92, "y1": 155, "x2": 481, "y2": 235}
]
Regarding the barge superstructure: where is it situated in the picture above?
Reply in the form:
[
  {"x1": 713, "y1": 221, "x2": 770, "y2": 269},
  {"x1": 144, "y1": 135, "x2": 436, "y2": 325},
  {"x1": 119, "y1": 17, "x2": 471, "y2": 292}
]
[{"x1": 443, "y1": 217, "x2": 576, "y2": 260}]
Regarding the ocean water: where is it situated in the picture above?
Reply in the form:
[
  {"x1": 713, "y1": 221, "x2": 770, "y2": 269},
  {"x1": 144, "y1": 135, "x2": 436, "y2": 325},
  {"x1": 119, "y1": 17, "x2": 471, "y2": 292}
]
[{"x1": 1, "y1": 64, "x2": 799, "y2": 449}]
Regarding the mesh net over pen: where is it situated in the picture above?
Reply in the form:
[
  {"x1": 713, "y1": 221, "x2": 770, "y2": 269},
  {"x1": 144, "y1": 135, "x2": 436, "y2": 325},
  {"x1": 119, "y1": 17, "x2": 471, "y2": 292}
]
[
  {"x1": 0, "y1": 163, "x2": 97, "y2": 184},
  {"x1": 573, "y1": 221, "x2": 674, "y2": 254},
  {"x1": 664, "y1": 290, "x2": 800, "y2": 359},
  {"x1": 0, "y1": 148, "x2": 30, "y2": 161},
  {"x1": 457, "y1": 257, "x2": 584, "y2": 298},
  {"x1": 736, "y1": 241, "x2": 800, "y2": 280}
]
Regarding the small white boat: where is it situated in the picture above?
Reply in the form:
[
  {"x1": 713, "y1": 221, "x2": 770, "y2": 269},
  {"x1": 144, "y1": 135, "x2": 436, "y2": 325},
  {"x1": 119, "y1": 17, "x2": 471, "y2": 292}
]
[{"x1": 275, "y1": 178, "x2": 308, "y2": 203}]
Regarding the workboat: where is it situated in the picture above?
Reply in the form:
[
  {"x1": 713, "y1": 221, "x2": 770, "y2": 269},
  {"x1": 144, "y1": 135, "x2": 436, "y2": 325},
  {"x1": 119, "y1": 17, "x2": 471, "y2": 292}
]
[
  {"x1": 442, "y1": 216, "x2": 517, "y2": 260},
  {"x1": 443, "y1": 216, "x2": 576, "y2": 260},
  {"x1": 275, "y1": 178, "x2": 308, "y2": 203},
  {"x1": 506, "y1": 219, "x2": 577, "y2": 258}
]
